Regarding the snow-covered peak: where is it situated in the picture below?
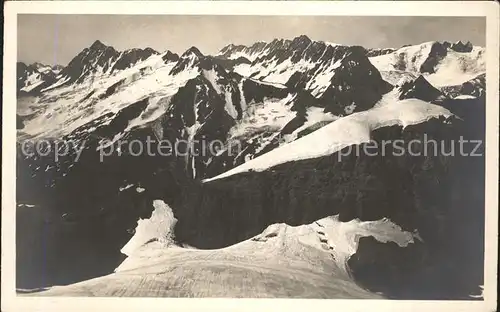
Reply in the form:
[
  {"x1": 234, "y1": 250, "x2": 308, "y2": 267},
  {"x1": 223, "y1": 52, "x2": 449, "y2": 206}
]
[
  {"x1": 44, "y1": 41, "x2": 160, "y2": 89},
  {"x1": 168, "y1": 47, "x2": 206, "y2": 76},
  {"x1": 369, "y1": 41, "x2": 437, "y2": 73},
  {"x1": 17, "y1": 61, "x2": 61, "y2": 95},
  {"x1": 169, "y1": 46, "x2": 236, "y2": 79},
  {"x1": 52, "y1": 40, "x2": 121, "y2": 85},
  {"x1": 290, "y1": 34, "x2": 312, "y2": 46},
  {"x1": 182, "y1": 46, "x2": 204, "y2": 59},
  {"x1": 218, "y1": 35, "x2": 335, "y2": 62},
  {"x1": 110, "y1": 47, "x2": 160, "y2": 73},
  {"x1": 228, "y1": 38, "x2": 392, "y2": 115},
  {"x1": 217, "y1": 41, "x2": 273, "y2": 61},
  {"x1": 369, "y1": 41, "x2": 485, "y2": 88},
  {"x1": 219, "y1": 43, "x2": 245, "y2": 54}
]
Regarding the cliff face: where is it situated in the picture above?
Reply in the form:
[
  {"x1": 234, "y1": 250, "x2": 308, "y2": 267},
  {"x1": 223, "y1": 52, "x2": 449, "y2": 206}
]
[
  {"x1": 349, "y1": 98, "x2": 485, "y2": 299},
  {"x1": 165, "y1": 97, "x2": 484, "y2": 299},
  {"x1": 16, "y1": 92, "x2": 484, "y2": 298},
  {"x1": 173, "y1": 116, "x2": 474, "y2": 245}
]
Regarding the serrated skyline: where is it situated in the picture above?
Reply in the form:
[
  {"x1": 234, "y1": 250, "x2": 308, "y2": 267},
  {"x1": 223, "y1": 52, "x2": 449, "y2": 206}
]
[{"x1": 18, "y1": 15, "x2": 485, "y2": 66}]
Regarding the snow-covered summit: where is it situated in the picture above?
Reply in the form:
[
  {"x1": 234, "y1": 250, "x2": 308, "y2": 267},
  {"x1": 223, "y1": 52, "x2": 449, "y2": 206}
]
[
  {"x1": 218, "y1": 35, "x2": 393, "y2": 115},
  {"x1": 46, "y1": 40, "x2": 159, "y2": 89},
  {"x1": 369, "y1": 41, "x2": 485, "y2": 88},
  {"x1": 17, "y1": 61, "x2": 61, "y2": 94}
]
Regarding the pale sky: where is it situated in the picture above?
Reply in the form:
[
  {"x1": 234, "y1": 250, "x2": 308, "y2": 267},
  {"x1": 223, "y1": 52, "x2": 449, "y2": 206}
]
[{"x1": 18, "y1": 15, "x2": 486, "y2": 66}]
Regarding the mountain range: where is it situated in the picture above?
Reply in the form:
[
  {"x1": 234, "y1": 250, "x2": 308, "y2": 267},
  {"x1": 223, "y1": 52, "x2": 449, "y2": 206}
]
[{"x1": 16, "y1": 35, "x2": 486, "y2": 299}]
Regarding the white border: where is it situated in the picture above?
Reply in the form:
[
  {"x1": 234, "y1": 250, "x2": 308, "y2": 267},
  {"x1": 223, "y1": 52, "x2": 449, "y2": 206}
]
[{"x1": 2, "y1": 2, "x2": 499, "y2": 312}]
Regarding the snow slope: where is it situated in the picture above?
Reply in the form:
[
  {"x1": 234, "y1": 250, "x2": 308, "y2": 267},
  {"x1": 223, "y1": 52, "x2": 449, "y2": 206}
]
[
  {"x1": 228, "y1": 93, "x2": 296, "y2": 140},
  {"x1": 20, "y1": 71, "x2": 45, "y2": 92},
  {"x1": 282, "y1": 106, "x2": 338, "y2": 142},
  {"x1": 425, "y1": 48, "x2": 485, "y2": 87},
  {"x1": 235, "y1": 57, "x2": 317, "y2": 85},
  {"x1": 18, "y1": 52, "x2": 197, "y2": 139},
  {"x1": 234, "y1": 55, "x2": 343, "y2": 97},
  {"x1": 204, "y1": 98, "x2": 453, "y2": 182},
  {"x1": 370, "y1": 42, "x2": 485, "y2": 87},
  {"x1": 217, "y1": 40, "x2": 289, "y2": 62},
  {"x1": 30, "y1": 199, "x2": 415, "y2": 298},
  {"x1": 370, "y1": 42, "x2": 436, "y2": 73},
  {"x1": 17, "y1": 62, "x2": 60, "y2": 93}
]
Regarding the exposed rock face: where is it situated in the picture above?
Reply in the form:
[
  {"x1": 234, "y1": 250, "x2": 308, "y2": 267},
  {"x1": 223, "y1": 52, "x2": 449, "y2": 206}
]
[
  {"x1": 364, "y1": 47, "x2": 396, "y2": 57},
  {"x1": 161, "y1": 50, "x2": 180, "y2": 63},
  {"x1": 169, "y1": 46, "x2": 205, "y2": 75},
  {"x1": 173, "y1": 116, "x2": 453, "y2": 246},
  {"x1": 58, "y1": 40, "x2": 121, "y2": 84},
  {"x1": 313, "y1": 46, "x2": 393, "y2": 115},
  {"x1": 17, "y1": 62, "x2": 33, "y2": 91},
  {"x1": 419, "y1": 42, "x2": 449, "y2": 74},
  {"x1": 398, "y1": 75, "x2": 445, "y2": 102},
  {"x1": 16, "y1": 61, "x2": 58, "y2": 95},
  {"x1": 56, "y1": 41, "x2": 160, "y2": 86},
  {"x1": 210, "y1": 55, "x2": 251, "y2": 69},
  {"x1": 17, "y1": 114, "x2": 26, "y2": 129},
  {"x1": 440, "y1": 73, "x2": 486, "y2": 98},
  {"x1": 110, "y1": 47, "x2": 159, "y2": 73},
  {"x1": 369, "y1": 41, "x2": 485, "y2": 89},
  {"x1": 450, "y1": 41, "x2": 473, "y2": 53},
  {"x1": 219, "y1": 35, "x2": 393, "y2": 115},
  {"x1": 349, "y1": 97, "x2": 485, "y2": 299},
  {"x1": 218, "y1": 39, "x2": 291, "y2": 61}
]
